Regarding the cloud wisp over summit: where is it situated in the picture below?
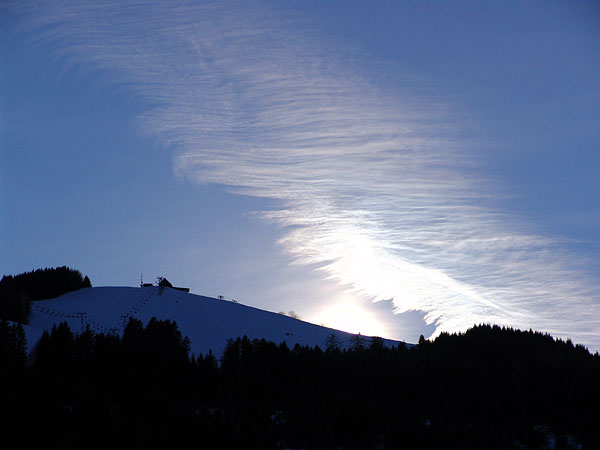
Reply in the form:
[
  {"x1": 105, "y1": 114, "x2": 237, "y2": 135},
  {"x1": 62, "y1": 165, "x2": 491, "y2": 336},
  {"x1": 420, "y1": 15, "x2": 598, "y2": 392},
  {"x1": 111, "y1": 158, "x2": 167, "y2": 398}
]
[{"x1": 12, "y1": 0, "x2": 600, "y2": 348}]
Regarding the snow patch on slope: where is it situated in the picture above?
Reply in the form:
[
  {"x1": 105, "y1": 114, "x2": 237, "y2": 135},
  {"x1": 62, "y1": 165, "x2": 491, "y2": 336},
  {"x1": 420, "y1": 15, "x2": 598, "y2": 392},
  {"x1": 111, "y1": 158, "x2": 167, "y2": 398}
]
[{"x1": 26, "y1": 286, "x2": 403, "y2": 356}]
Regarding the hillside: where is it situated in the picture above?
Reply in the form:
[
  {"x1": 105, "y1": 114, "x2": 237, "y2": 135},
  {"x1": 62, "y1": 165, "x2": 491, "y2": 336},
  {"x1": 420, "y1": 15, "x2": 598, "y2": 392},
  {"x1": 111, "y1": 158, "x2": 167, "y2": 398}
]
[
  {"x1": 9, "y1": 285, "x2": 599, "y2": 448},
  {"x1": 25, "y1": 285, "x2": 402, "y2": 356}
]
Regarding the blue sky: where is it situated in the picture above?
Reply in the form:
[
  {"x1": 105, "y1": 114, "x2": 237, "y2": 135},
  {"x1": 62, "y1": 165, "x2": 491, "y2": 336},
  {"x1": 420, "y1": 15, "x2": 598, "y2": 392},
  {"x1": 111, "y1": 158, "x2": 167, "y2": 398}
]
[{"x1": 2, "y1": 1, "x2": 599, "y2": 348}]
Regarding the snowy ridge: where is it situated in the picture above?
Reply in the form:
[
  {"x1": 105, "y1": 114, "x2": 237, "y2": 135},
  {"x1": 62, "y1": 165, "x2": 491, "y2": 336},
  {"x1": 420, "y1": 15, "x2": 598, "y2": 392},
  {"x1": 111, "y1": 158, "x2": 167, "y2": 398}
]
[{"x1": 25, "y1": 286, "x2": 405, "y2": 356}]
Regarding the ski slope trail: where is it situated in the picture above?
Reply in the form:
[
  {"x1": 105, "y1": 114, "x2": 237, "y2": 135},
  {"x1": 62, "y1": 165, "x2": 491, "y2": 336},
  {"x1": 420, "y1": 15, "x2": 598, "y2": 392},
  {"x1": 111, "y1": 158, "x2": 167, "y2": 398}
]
[{"x1": 26, "y1": 286, "x2": 404, "y2": 356}]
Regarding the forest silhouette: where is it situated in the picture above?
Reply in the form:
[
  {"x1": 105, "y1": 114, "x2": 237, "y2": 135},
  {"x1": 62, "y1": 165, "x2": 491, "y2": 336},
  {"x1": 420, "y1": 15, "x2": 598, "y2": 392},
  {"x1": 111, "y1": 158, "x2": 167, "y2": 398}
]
[{"x1": 1, "y1": 316, "x2": 598, "y2": 449}]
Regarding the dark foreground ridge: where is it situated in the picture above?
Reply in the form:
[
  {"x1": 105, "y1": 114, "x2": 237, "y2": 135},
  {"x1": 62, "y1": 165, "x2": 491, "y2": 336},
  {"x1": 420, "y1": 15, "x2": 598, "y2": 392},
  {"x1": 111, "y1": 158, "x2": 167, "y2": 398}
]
[{"x1": 1, "y1": 320, "x2": 598, "y2": 450}]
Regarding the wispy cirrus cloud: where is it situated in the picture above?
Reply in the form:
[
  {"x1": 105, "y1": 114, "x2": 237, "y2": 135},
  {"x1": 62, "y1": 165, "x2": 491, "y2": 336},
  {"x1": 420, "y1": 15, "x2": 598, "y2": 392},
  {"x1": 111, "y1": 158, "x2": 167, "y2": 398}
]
[{"x1": 10, "y1": 0, "x2": 600, "y2": 348}]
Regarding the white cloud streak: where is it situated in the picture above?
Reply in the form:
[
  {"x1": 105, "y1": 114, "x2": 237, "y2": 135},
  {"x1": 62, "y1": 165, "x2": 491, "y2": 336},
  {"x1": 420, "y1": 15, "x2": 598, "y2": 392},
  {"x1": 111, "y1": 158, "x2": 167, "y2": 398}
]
[{"x1": 11, "y1": 0, "x2": 600, "y2": 348}]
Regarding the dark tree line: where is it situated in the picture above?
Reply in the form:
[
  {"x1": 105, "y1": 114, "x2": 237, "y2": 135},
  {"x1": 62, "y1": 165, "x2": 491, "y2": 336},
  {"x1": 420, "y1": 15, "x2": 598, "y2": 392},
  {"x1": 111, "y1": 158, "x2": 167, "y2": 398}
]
[
  {"x1": 0, "y1": 320, "x2": 27, "y2": 372},
  {"x1": 0, "y1": 267, "x2": 91, "y2": 323},
  {"x1": 1, "y1": 321, "x2": 599, "y2": 449}
]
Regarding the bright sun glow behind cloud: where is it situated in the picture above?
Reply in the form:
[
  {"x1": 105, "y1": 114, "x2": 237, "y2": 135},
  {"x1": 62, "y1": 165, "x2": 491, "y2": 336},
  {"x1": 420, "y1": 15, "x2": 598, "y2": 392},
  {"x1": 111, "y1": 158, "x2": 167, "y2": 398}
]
[
  {"x1": 10, "y1": 0, "x2": 600, "y2": 350},
  {"x1": 326, "y1": 230, "x2": 502, "y2": 316},
  {"x1": 316, "y1": 298, "x2": 387, "y2": 338}
]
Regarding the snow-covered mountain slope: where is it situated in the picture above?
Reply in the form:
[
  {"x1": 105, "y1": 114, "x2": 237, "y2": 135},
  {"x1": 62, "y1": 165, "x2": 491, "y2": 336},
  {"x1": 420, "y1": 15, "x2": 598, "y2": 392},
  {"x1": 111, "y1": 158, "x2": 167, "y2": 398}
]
[{"x1": 26, "y1": 286, "x2": 404, "y2": 356}]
